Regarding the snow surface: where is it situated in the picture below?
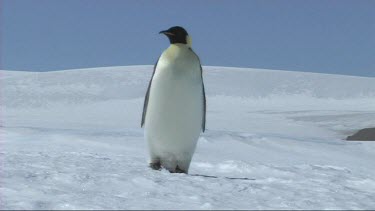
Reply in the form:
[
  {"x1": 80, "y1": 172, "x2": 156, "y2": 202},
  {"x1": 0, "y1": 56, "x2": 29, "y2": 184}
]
[{"x1": 1, "y1": 66, "x2": 375, "y2": 209}]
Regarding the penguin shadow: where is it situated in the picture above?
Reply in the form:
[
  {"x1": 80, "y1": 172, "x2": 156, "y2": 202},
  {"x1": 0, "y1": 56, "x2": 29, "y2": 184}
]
[
  {"x1": 190, "y1": 174, "x2": 256, "y2": 181},
  {"x1": 149, "y1": 162, "x2": 255, "y2": 180}
]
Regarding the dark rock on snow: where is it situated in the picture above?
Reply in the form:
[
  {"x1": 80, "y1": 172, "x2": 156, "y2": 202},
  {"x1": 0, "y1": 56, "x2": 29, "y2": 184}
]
[{"x1": 347, "y1": 128, "x2": 375, "y2": 141}]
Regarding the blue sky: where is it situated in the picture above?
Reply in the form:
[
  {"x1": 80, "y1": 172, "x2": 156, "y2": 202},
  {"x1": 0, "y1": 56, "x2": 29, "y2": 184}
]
[{"x1": 1, "y1": 0, "x2": 374, "y2": 77}]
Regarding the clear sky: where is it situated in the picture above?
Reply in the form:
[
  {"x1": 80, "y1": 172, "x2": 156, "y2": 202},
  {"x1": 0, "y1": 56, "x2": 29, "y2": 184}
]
[{"x1": 1, "y1": 0, "x2": 374, "y2": 77}]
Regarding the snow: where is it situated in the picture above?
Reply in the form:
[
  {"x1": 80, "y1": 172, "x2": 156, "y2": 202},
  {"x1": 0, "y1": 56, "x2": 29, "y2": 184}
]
[{"x1": 1, "y1": 66, "x2": 375, "y2": 209}]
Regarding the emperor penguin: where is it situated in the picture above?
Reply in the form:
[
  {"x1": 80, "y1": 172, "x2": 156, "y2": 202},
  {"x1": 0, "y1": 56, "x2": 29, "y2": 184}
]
[{"x1": 141, "y1": 26, "x2": 206, "y2": 173}]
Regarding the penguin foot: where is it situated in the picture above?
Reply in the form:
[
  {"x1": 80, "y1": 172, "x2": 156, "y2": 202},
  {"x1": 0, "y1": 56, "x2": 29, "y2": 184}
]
[
  {"x1": 173, "y1": 165, "x2": 187, "y2": 174},
  {"x1": 149, "y1": 161, "x2": 161, "y2": 170}
]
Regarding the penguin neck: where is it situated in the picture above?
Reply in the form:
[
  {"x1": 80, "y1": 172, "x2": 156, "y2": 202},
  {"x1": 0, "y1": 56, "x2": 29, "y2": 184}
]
[
  {"x1": 163, "y1": 44, "x2": 192, "y2": 62},
  {"x1": 169, "y1": 43, "x2": 189, "y2": 48},
  {"x1": 166, "y1": 44, "x2": 190, "y2": 54}
]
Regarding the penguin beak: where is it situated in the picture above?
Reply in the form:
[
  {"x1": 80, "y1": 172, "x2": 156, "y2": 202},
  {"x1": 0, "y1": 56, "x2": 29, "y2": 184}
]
[{"x1": 159, "y1": 30, "x2": 174, "y2": 36}]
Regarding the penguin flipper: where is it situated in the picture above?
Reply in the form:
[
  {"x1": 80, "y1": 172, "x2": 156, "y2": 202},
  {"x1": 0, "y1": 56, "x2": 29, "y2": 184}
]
[
  {"x1": 189, "y1": 47, "x2": 206, "y2": 133},
  {"x1": 201, "y1": 64, "x2": 206, "y2": 133},
  {"x1": 141, "y1": 58, "x2": 159, "y2": 127}
]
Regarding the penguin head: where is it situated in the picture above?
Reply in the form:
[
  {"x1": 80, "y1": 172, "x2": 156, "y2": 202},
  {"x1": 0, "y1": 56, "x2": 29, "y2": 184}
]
[{"x1": 159, "y1": 26, "x2": 191, "y2": 46}]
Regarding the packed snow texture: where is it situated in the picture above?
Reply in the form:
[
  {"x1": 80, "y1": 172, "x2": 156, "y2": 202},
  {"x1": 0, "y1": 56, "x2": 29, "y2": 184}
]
[{"x1": 1, "y1": 66, "x2": 375, "y2": 209}]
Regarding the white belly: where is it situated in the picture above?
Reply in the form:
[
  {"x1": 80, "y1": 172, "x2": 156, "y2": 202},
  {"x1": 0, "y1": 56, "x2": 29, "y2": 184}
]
[{"x1": 145, "y1": 56, "x2": 203, "y2": 171}]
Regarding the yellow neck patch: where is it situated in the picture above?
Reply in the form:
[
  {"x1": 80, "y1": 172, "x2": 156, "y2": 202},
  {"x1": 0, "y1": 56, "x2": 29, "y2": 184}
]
[{"x1": 186, "y1": 35, "x2": 192, "y2": 48}]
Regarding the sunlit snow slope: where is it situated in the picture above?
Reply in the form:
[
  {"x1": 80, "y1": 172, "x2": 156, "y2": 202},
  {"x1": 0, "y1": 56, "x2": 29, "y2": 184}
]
[{"x1": 1, "y1": 66, "x2": 375, "y2": 209}]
